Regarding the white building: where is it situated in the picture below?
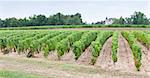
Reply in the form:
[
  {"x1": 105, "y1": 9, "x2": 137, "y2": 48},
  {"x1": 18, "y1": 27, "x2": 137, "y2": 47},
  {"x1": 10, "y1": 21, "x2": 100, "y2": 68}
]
[{"x1": 104, "y1": 18, "x2": 114, "y2": 25}]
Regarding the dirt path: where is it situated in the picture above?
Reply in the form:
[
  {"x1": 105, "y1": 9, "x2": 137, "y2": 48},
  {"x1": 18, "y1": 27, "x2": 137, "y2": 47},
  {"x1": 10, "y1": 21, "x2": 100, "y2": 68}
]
[
  {"x1": 77, "y1": 46, "x2": 92, "y2": 65},
  {"x1": 137, "y1": 42, "x2": 150, "y2": 72},
  {"x1": 115, "y1": 34, "x2": 136, "y2": 71},
  {"x1": 95, "y1": 37, "x2": 114, "y2": 69},
  {"x1": 48, "y1": 51, "x2": 58, "y2": 60}
]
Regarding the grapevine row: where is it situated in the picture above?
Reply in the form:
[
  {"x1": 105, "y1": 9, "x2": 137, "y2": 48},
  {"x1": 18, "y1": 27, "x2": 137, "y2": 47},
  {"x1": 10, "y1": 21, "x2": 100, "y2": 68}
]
[
  {"x1": 43, "y1": 31, "x2": 72, "y2": 57},
  {"x1": 112, "y1": 31, "x2": 119, "y2": 63},
  {"x1": 90, "y1": 31, "x2": 113, "y2": 64},
  {"x1": 56, "y1": 31, "x2": 84, "y2": 59},
  {"x1": 73, "y1": 31, "x2": 97, "y2": 60},
  {"x1": 133, "y1": 31, "x2": 150, "y2": 49},
  {"x1": 122, "y1": 31, "x2": 142, "y2": 71}
]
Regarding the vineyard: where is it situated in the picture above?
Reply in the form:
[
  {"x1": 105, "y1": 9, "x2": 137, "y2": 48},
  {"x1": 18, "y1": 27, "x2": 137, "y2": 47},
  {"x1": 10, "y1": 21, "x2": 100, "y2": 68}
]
[{"x1": 0, "y1": 30, "x2": 150, "y2": 72}]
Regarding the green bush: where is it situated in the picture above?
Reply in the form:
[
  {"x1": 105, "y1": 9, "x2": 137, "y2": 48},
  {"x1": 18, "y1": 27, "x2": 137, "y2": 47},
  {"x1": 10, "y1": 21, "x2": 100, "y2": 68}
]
[
  {"x1": 112, "y1": 31, "x2": 119, "y2": 62},
  {"x1": 73, "y1": 31, "x2": 97, "y2": 60},
  {"x1": 122, "y1": 31, "x2": 142, "y2": 71},
  {"x1": 56, "y1": 31, "x2": 83, "y2": 59},
  {"x1": 90, "y1": 31, "x2": 113, "y2": 64}
]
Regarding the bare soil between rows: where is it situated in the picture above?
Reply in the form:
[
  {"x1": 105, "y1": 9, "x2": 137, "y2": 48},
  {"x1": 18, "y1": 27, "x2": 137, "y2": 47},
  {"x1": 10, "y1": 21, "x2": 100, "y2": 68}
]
[
  {"x1": 116, "y1": 34, "x2": 136, "y2": 71},
  {"x1": 137, "y1": 41, "x2": 150, "y2": 72},
  {"x1": 95, "y1": 37, "x2": 114, "y2": 69}
]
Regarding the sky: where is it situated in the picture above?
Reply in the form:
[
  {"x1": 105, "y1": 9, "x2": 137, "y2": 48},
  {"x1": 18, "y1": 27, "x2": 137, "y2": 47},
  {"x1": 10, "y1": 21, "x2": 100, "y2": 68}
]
[{"x1": 0, "y1": 0, "x2": 149, "y2": 23}]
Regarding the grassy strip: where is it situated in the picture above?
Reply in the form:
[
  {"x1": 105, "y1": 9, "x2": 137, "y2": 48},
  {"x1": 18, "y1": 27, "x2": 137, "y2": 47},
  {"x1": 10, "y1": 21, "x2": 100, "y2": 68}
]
[
  {"x1": 0, "y1": 24, "x2": 150, "y2": 30},
  {"x1": 0, "y1": 70, "x2": 42, "y2": 78}
]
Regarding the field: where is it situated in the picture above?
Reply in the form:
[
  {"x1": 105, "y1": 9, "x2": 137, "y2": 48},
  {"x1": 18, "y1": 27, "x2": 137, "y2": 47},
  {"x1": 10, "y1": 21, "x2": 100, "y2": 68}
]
[
  {"x1": 0, "y1": 25, "x2": 150, "y2": 30},
  {"x1": 0, "y1": 29, "x2": 150, "y2": 78}
]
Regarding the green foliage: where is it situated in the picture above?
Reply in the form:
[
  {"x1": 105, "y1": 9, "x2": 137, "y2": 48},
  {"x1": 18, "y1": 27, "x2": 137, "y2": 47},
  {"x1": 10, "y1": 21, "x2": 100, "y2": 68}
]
[
  {"x1": 73, "y1": 31, "x2": 97, "y2": 60},
  {"x1": 43, "y1": 32, "x2": 72, "y2": 57},
  {"x1": 112, "y1": 31, "x2": 119, "y2": 63},
  {"x1": 131, "y1": 12, "x2": 149, "y2": 25},
  {"x1": 73, "y1": 41, "x2": 85, "y2": 60},
  {"x1": 0, "y1": 11, "x2": 149, "y2": 28},
  {"x1": 133, "y1": 31, "x2": 150, "y2": 48},
  {"x1": 132, "y1": 44, "x2": 142, "y2": 71},
  {"x1": 113, "y1": 11, "x2": 150, "y2": 25},
  {"x1": 56, "y1": 31, "x2": 83, "y2": 59},
  {"x1": 3, "y1": 17, "x2": 20, "y2": 27},
  {"x1": 43, "y1": 45, "x2": 49, "y2": 57},
  {"x1": 113, "y1": 17, "x2": 125, "y2": 24},
  {"x1": 0, "y1": 13, "x2": 83, "y2": 27},
  {"x1": 122, "y1": 31, "x2": 142, "y2": 71},
  {"x1": 0, "y1": 37, "x2": 7, "y2": 49},
  {"x1": 0, "y1": 19, "x2": 4, "y2": 27},
  {"x1": 0, "y1": 24, "x2": 150, "y2": 30},
  {"x1": 16, "y1": 32, "x2": 47, "y2": 53},
  {"x1": 90, "y1": 31, "x2": 113, "y2": 64},
  {"x1": 30, "y1": 31, "x2": 61, "y2": 55},
  {"x1": 6, "y1": 32, "x2": 30, "y2": 50},
  {"x1": 90, "y1": 42, "x2": 101, "y2": 64},
  {"x1": 0, "y1": 30, "x2": 147, "y2": 70},
  {"x1": 57, "y1": 39, "x2": 69, "y2": 58},
  {"x1": 0, "y1": 70, "x2": 41, "y2": 78},
  {"x1": 29, "y1": 15, "x2": 48, "y2": 26}
]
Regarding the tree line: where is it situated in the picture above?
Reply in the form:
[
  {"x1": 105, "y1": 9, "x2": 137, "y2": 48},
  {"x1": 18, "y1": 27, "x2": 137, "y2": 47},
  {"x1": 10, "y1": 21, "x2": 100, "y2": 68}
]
[
  {"x1": 112, "y1": 12, "x2": 150, "y2": 25},
  {"x1": 93, "y1": 12, "x2": 150, "y2": 25},
  {"x1": 0, "y1": 11, "x2": 149, "y2": 27},
  {"x1": 0, "y1": 13, "x2": 83, "y2": 27}
]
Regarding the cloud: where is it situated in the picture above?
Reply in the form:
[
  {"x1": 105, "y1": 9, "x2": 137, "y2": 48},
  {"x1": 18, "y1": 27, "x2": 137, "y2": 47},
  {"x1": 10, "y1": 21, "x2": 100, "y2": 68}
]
[{"x1": 0, "y1": 0, "x2": 149, "y2": 23}]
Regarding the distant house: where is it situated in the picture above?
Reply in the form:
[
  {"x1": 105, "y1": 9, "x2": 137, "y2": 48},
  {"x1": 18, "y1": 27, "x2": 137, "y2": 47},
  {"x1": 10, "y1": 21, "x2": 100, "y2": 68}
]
[
  {"x1": 93, "y1": 17, "x2": 115, "y2": 25},
  {"x1": 104, "y1": 17, "x2": 115, "y2": 25}
]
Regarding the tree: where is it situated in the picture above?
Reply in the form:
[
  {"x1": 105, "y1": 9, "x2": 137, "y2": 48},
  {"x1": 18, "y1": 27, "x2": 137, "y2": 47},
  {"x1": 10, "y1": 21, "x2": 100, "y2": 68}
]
[
  {"x1": 125, "y1": 17, "x2": 132, "y2": 24},
  {"x1": 0, "y1": 13, "x2": 83, "y2": 27},
  {"x1": 18, "y1": 18, "x2": 30, "y2": 26},
  {"x1": 0, "y1": 19, "x2": 4, "y2": 27},
  {"x1": 112, "y1": 18, "x2": 119, "y2": 24},
  {"x1": 36, "y1": 15, "x2": 48, "y2": 25},
  {"x1": 29, "y1": 15, "x2": 47, "y2": 26},
  {"x1": 73, "y1": 13, "x2": 83, "y2": 25},
  {"x1": 131, "y1": 12, "x2": 149, "y2": 24},
  {"x1": 47, "y1": 13, "x2": 83, "y2": 25},
  {"x1": 113, "y1": 17, "x2": 125, "y2": 24},
  {"x1": 4, "y1": 17, "x2": 20, "y2": 27},
  {"x1": 47, "y1": 13, "x2": 65, "y2": 25},
  {"x1": 56, "y1": 13, "x2": 66, "y2": 25},
  {"x1": 47, "y1": 15, "x2": 59, "y2": 25},
  {"x1": 118, "y1": 17, "x2": 125, "y2": 24},
  {"x1": 113, "y1": 12, "x2": 149, "y2": 25}
]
